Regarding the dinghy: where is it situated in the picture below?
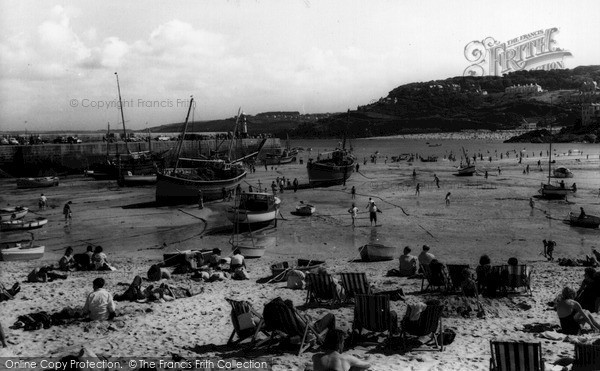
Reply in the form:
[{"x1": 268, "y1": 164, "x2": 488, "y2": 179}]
[{"x1": 1, "y1": 217, "x2": 48, "y2": 231}]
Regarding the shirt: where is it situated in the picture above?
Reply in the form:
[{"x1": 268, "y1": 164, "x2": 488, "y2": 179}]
[
  {"x1": 83, "y1": 288, "x2": 115, "y2": 321},
  {"x1": 93, "y1": 252, "x2": 107, "y2": 270},
  {"x1": 230, "y1": 253, "x2": 244, "y2": 266},
  {"x1": 398, "y1": 254, "x2": 418, "y2": 275},
  {"x1": 418, "y1": 251, "x2": 435, "y2": 266},
  {"x1": 348, "y1": 207, "x2": 358, "y2": 217},
  {"x1": 367, "y1": 202, "x2": 377, "y2": 213}
]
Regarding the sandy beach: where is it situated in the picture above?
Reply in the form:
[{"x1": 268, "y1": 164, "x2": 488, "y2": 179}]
[{"x1": 1, "y1": 149, "x2": 599, "y2": 371}]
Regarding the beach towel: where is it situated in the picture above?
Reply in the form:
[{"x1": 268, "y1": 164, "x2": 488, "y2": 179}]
[{"x1": 408, "y1": 302, "x2": 428, "y2": 321}]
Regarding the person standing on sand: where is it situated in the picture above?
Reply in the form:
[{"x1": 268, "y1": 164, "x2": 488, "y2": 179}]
[
  {"x1": 355, "y1": 163, "x2": 359, "y2": 173},
  {"x1": 293, "y1": 178, "x2": 299, "y2": 193},
  {"x1": 434, "y1": 174, "x2": 440, "y2": 188},
  {"x1": 484, "y1": 170, "x2": 488, "y2": 179},
  {"x1": 38, "y1": 194, "x2": 47, "y2": 210},
  {"x1": 351, "y1": 186, "x2": 356, "y2": 199},
  {"x1": 412, "y1": 168, "x2": 416, "y2": 178},
  {"x1": 63, "y1": 201, "x2": 72, "y2": 224},
  {"x1": 348, "y1": 203, "x2": 358, "y2": 228},
  {"x1": 445, "y1": 192, "x2": 451, "y2": 206},
  {"x1": 271, "y1": 181, "x2": 277, "y2": 195},
  {"x1": 415, "y1": 183, "x2": 421, "y2": 196},
  {"x1": 312, "y1": 330, "x2": 371, "y2": 371},
  {"x1": 497, "y1": 167, "x2": 501, "y2": 175},
  {"x1": 198, "y1": 189, "x2": 204, "y2": 209},
  {"x1": 365, "y1": 199, "x2": 378, "y2": 226},
  {"x1": 529, "y1": 198, "x2": 535, "y2": 209}
]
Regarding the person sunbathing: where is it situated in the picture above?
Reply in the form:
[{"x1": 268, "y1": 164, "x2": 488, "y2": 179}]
[
  {"x1": 114, "y1": 276, "x2": 145, "y2": 302},
  {"x1": 555, "y1": 286, "x2": 600, "y2": 335},
  {"x1": 312, "y1": 329, "x2": 371, "y2": 371}
]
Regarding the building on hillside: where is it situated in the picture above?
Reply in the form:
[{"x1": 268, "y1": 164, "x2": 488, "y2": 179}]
[
  {"x1": 520, "y1": 118, "x2": 538, "y2": 130},
  {"x1": 505, "y1": 84, "x2": 543, "y2": 94},
  {"x1": 581, "y1": 103, "x2": 600, "y2": 126}
]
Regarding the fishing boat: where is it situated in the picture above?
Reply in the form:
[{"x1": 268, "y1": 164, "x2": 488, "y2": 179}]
[
  {"x1": 358, "y1": 243, "x2": 396, "y2": 262},
  {"x1": 307, "y1": 147, "x2": 355, "y2": 186},
  {"x1": 294, "y1": 202, "x2": 315, "y2": 216},
  {"x1": 0, "y1": 207, "x2": 28, "y2": 222},
  {"x1": 1, "y1": 217, "x2": 47, "y2": 231},
  {"x1": 420, "y1": 156, "x2": 438, "y2": 162},
  {"x1": 262, "y1": 134, "x2": 298, "y2": 165},
  {"x1": 226, "y1": 192, "x2": 280, "y2": 226},
  {"x1": 567, "y1": 213, "x2": 600, "y2": 229},
  {"x1": 553, "y1": 167, "x2": 574, "y2": 178},
  {"x1": 270, "y1": 259, "x2": 326, "y2": 281},
  {"x1": 0, "y1": 235, "x2": 45, "y2": 261},
  {"x1": 455, "y1": 147, "x2": 476, "y2": 176},
  {"x1": 156, "y1": 99, "x2": 255, "y2": 204},
  {"x1": 539, "y1": 124, "x2": 570, "y2": 199},
  {"x1": 16, "y1": 177, "x2": 59, "y2": 189}
]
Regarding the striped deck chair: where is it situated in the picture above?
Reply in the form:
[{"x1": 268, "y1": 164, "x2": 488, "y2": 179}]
[
  {"x1": 261, "y1": 299, "x2": 325, "y2": 355},
  {"x1": 573, "y1": 343, "x2": 600, "y2": 371},
  {"x1": 446, "y1": 264, "x2": 470, "y2": 293},
  {"x1": 421, "y1": 264, "x2": 450, "y2": 293},
  {"x1": 339, "y1": 273, "x2": 371, "y2": 303},
  {"x1": 489, "y1": 341, "x2": 544, "y2": 371},
  {"x1": 353, "y1": 294, "x2": 397, "y2": 344},
  {"x1": 400, "y1": 304, "x2": 444, "y2": 351},
  {"x1": 503, "y1": 265, "x2": 533, "y2": 296},
  {"x1": 225, "y1": 298, "x2": 269, "y2": 346},
  {"x1": 305, "y1": 273, "x2": 343, "y2": 306}
]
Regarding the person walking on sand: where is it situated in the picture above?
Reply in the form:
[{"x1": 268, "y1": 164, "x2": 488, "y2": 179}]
[
  {"x1": 542, "y1": 239, "x2": 548, "y2": 258},
  {"x1": 38, "y1": 193, "x2": 47, "y2": 210},
  {"x1": 412, "y1": 168, "x2": 416, "y2": 178},
  {"x1": 197, "y1": 189, "x2": 204, "y2": 209},
  {"x1": 415, "y1": 183, "x2": 421, "y2": 196},
  {"x1": 547, "y1": 240, "x2": 555, "y2": 261},
  {"x1": 434, "y1": 174, "x2": 440, "y2": 188},
  {"x1": 484, "y1": 170, "x2": 488, "y2": 179},
  {"x1": 271, "y1": 181, "x2": 277, "y2": 195},
  {"x1": 445, "y1": 192, "x2": 451, "y2": 206},
  {"x1": 497, "y1": 166, "x2": 501, "y2": 175},
  {"x1": 348, "y1": 203, "x2": 358, "y2": 228},
  {"x1": 293, "y1": 178, "x2": 299, "y2": 193},
  {"x1": 351, "y1": 186, "x2": 356, "y2": 199},
  {"x1": 63, "y1": 201, "x2": 72, "y2": 224},
  {"x1": 529, "y1": 198, "x2": 535, "y2": 209}
]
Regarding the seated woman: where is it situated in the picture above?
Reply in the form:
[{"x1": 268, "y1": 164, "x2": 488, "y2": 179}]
[
  {"x1": 475, "y1": 255, "x2": 491, "y2": 293},
  {"x1": 92, "y1": 246, "x2": 111, "y2": 271},
  {"x1": 208, "y1": 248, "x2": 223, "y2": 269},
  {"x1": 58, "y1": 247, "x2": 77, "y2": 271},
  {"x1": 428, "y1": 259, "x2": 448, "y2": 287},
  {"x1": 576, "y1": 268, "x2": 600, "y2": 312},
  {"x1": 230, "y1": 248, "x2": 246, "y2": 271},
  {"x1": 556, "y1": 286, "x2": 600, "y2": 335}
]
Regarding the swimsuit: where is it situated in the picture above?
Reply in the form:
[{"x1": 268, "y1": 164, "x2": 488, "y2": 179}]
[{"x1": 559, "y1": 311, "x2": 580, "y2": 335}]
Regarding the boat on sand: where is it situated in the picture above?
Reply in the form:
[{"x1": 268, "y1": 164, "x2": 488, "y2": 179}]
[
  {"x1": 1, "y1": 235, "x2": 45, "y2": 261},
  {"x1": 16, "y1": 177, "x2": 59, "y2": 189},
  {"x1": 0, "y1": 207, "x2": 28, "y2": 222},
  {"x1": 226, "y1": 192, "x2": 280, "y2": 227},
  {"x1": 1, "y1": 217, "x2": 48, "y2": 231},
  {"x1": 567, "y1": 213, "x2": 600, "y2": 229},
  {"x1": 294, "y1": 202, "x2": 315, "y2": 216},
  {"x1": 358, "y1": 243, "x2": 396, "y2": 262}
]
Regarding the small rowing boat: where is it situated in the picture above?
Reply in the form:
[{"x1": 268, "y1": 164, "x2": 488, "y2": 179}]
[
  {"x1": 0, "y1": 207, "x2": 29, "y2": 222},
  {"x1": 16, "y1": 177, "x2": 59, "y2": 189},
  {"x1": 1, "y1": 217, "x2": 48, "y2": 231},
  {"x1": 358, "y1": 243, "x2": 396, "y2": 262},
  {"x1": 294, "y1": 202, "x2": 315, "y2": 216},
  {"x1": 1, "y1": 236, "x2": 45, "y2": 261},
  {"x1": 568, "y1": 213, "x2": 600, "y2": 229},
  {"x1": 232, "y1": 236, "x2": 276, "y2": 259}
]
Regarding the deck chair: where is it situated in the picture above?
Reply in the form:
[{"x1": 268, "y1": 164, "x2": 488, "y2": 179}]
[
  {"x1": 421, "y1": 264, "x2": 450, "y2": 293},
  {"x1": 339, "y1": 273, "x2": 371, "y2": 303},
  {"x1": 305, "y1": 273, "x2": 343, "y2": 306},
  {"x1": 400, "y1": 304, "x2": 444, "y2": 351},
  {"x1": 225, "y1": 298, "x2": 269, "y2": 346},
  {"x1": 352, "y1": 294, "x2": 397, "y2": 345},
  {"x1": 502, "y1": 265, "x2": 533, "y2": 296},
  {"x1": 261, "y1": 298, "x2": 325, "y2": 355},
  {"x1": 489, "y1": 341, "x2": 544, "y2": 371},
  {"x1": 573, "y1": 342, "x2": 600, "y2": 371},
  {"x1": 446, "y1": 264, "x2": 470, "y2": 293}
]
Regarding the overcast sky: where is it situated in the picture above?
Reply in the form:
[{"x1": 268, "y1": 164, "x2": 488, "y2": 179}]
[{"x1": 1, "y1": 0, "x2": 599, "y2": 131}]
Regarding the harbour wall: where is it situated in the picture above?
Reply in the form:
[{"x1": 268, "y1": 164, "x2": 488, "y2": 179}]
[{"x1": 0, "y1": 138, "x2": 281, "y2": 176}]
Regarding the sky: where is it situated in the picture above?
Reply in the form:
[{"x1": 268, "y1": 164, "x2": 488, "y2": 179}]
[{"x1": 0, "y1": 0, "x2": 599, "y2": 131}]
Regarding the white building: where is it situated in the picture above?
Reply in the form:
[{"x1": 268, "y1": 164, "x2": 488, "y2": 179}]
[{"x1": 505, "y1": 83, "x2": 543, "y2": 94}]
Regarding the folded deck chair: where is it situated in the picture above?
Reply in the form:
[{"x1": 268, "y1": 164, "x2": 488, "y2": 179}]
[
  {"x1": 261, "y1": 297, "x2": 325, "y2": 355},
  {"x1": 573, "y1": 342, "x2": 600, "y2": 371},
  {"x1": 421, "y1": 264, "x2": 450, "y2": 293},
  {"x1": 353, "y1": 294, "x2": 397, "y2": 345},
  {"x1": 305, "y1": 273, "x2": 343, "y2": 306},
  {"x1": 400, "y1": 304, "x2": 444, "y2": 351},
  {"x1": 225, "y1": 298, "x2": 269, "y2": 346},
  {"x1": 501, "y1": 265, "x2": 533, "y2": 296},
  {"x1": 339, "y1": 273, "x2": 371, "y2": 303},
  {"x1": 489, "y1": 341, "x2": 544, "y2": 371},
  {"x1": 446, "y1": 264, "x2": 470, "y2": 293}
]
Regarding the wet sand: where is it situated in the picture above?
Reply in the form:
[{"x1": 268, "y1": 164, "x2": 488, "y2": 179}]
[{"x1": 1, "y1": 152, "x2": 599, "y2": 370}]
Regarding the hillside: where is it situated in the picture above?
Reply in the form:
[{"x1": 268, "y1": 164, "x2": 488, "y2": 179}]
[{"x1": 149, "y1": 66, "x2": 600, "y2": 140}]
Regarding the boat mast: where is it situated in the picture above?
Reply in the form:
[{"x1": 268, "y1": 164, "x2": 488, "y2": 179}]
[
  {"x1": 114, "y1": 72, "x2": 130, "y2": 154},
  {"x1": 548, "y1": 122, "x2": 552, "y2": 184},
  {"x1": 227, "y1": 108, "x2": 242, "y2": 162},
  {"x1": 342, "y1": 110, "x2": 349, "y2": 150},
  {"x1": 174, "y1": 96, "x2": 194, "y2": 172}
]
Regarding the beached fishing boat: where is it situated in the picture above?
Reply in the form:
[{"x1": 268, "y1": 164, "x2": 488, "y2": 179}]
[
  {"x1": 0, "y1": 236, "x2": 45, "y2": 261},
  {"x1": 0, "y1": 207, "x2": 28, "y2": 222},
  {"x1": 270, "y1": 259, "x2": 326, "y2": 281},
  {"x1": 294, "y1": 202, "x2": 315, "y2": 216},
  {"x1": 553, "y1": 167, "x2": 574, "y2": 178},
  {"x1": 568, "y1": 213, "x2": 600, "y2": 229},
  {"x1": 540, "y1": 124, "x2": 570, "y2": 199},
  {"x1": 232, "y1": 236, "x2": 276, "y2": 259},
  {"x1": 262, "y1": 134, "x2": 298, "y2": 165},
  {"x1": 1, "y1": 217, "x2": 48, "y2": 231},
  {"x1": 358, "y1": 243, "x2": 396, "y2": 262},
  {"x1": 307, "y1": 148, "x2": 355, "y2": 185},
  {"x1": 16, "y1": 177, "x2": 59, "y2": 189},
  {"x1": 226, "y1": 192, "x2": 280, "y2": 226},
  {"x1": 156, "y1": 99, "x2": 257, "y2": 204},
  {"x1": 455, "y1": 147, "x2": 476, "y2": 176}
]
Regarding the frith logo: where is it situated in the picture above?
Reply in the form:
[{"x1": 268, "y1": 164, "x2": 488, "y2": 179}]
[{"x1": 463, "y1": 27, "x2": 572, "y2": 76}]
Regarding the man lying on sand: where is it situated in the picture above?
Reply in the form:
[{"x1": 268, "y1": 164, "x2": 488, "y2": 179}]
[{"x1": 312, "y1": 329, "x2": 370, "y2": 371}]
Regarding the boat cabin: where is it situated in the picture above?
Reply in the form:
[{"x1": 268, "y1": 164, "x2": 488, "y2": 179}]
[{"x1": 238, "y1": 192, "x2": 277, "y2": 211}]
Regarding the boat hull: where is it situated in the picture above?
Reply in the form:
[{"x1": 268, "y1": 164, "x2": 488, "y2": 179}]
[
  {"x1": 155, "y1": 169, "x2": 247, "y2": 204},
  {"x1": 569, "y1": 214, "x2": 600, "y2": 229},
  {"x1": 17, "y1": 177, "x2": 59, "y2": 189},
  {"x1": 226, "y1": 209, "x2": 277, "y2": 225},
  {"x1": 294, "y1": 205, "x2": 315, "y2": 216},
  {"x1": 359, "y1": 244, "x2": 396, "y2": 262},
  {"x1": 307, "y1": 161, "x2": 355, "y2": 185},
  {"x1": 233, "y1": 236, "x2": 276, "y2": 258},
  {"x1": 0, "y1": 245, "x2": 45, "y2": 261},
  {"x1": 456, "y1": 165, "x2": 476, "y2": 176},
  {"x1": 539, "y1": 184, "x2": 570, "y2": 199},
  {"x1": 0, "y1": 208, "x2": 29, "y2": 222},
  {"x1": 122, "y1": 174, "x2": 157, "y2": 186},
  {"x1": 1, "y1": 217, "x2": 48, "y2": 231},
  {"x1": 263, "y1": 155, "x2": 295, "y2": 165}
]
